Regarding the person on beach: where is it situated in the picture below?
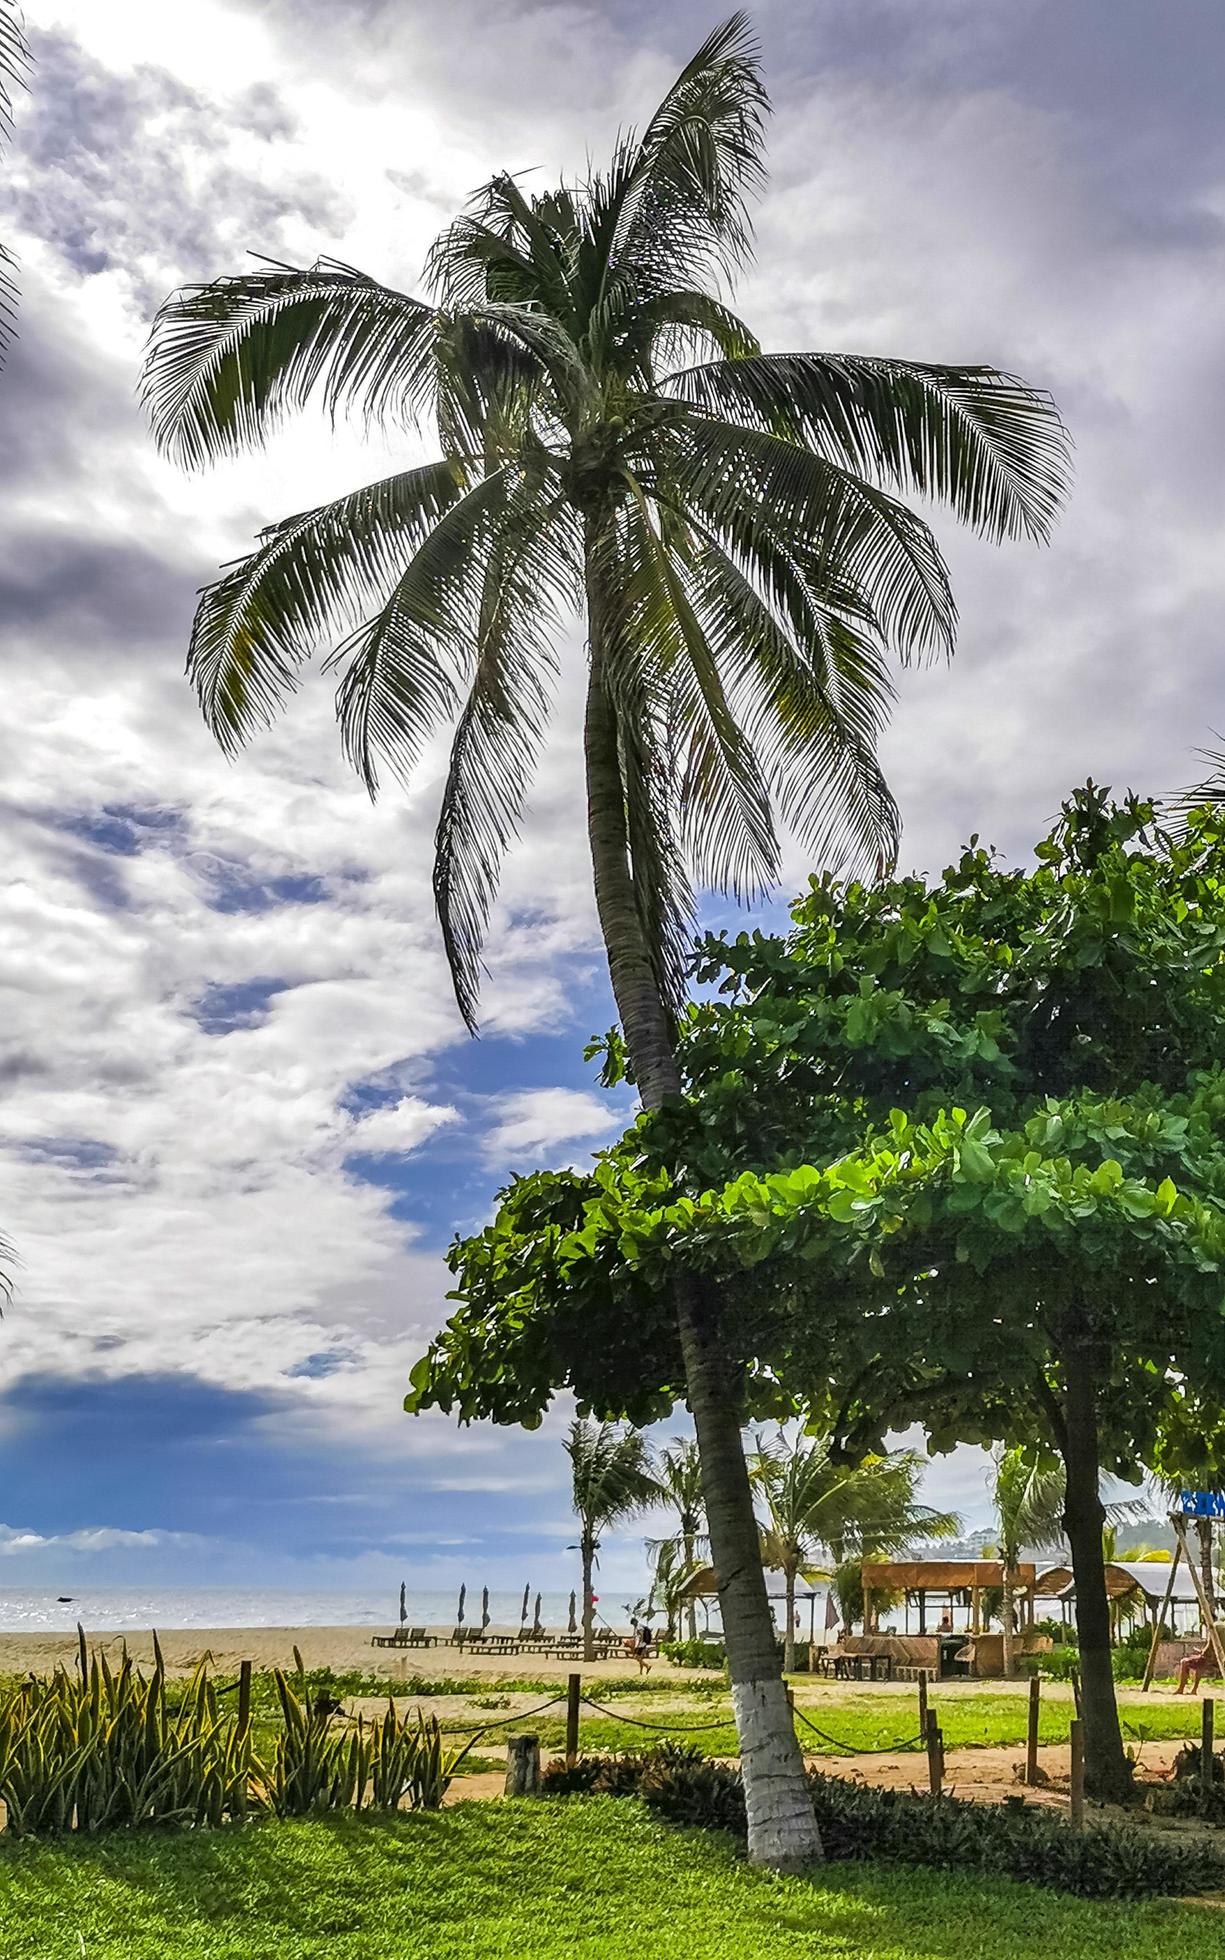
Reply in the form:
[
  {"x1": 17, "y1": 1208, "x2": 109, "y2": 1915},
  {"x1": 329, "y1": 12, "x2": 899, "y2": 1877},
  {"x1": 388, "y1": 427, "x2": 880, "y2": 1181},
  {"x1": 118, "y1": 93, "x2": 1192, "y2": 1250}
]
[
  {"x1": 631, "y1": 1621, "x2": 654, "y2": 1674},
  {"x1": 1174, "y1": 1623, "x2": 1225, "y2": 1694}
]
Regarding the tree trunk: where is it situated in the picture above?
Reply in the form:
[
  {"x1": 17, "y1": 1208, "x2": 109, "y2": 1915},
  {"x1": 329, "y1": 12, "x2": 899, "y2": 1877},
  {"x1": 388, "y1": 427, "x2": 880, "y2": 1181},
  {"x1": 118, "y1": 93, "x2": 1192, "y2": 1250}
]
[
  {"x1": 1001, "y1": 1563, "x2": 1016, "y2": 1681},
  {"x1": 783, "y1": 1570, "x2": 796, "y2": 1675},
  {"x1": 684, "y1": 1528, "x2": 698, "y2": 1642},
  {"x1": 1058, "y1": 1338, "x2": 1130, "y2": 1802},
  {"x1": 1198, "y1": 1519, "x2": 1216, "y2": 1617},
  {"x1": 582, "y1": 541, "x2": 821, "y2": 1871},
  {"x1": 581, "y1": 1537, "x2": 596, "y2": 1664}
]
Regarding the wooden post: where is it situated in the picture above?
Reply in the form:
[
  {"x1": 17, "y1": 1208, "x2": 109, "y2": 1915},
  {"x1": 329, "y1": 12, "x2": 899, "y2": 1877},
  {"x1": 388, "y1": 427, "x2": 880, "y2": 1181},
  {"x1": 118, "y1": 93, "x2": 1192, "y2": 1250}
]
[
  {"x1": 1026, "y1": 1672, "x2": 1040, "y2": 1787},
  {"x1": 1142, "y1": 1536, "x2": 1183, "y2": 1691},
  {"x1": 925, "y1": 1710, "x2": 943, "y2": 1797},
  {"x1": 1203, "y1": 1698, "x2": 1216, "y2": 1797},
  {"x1": 1069, "y1": 1718, "x2": 1084, "y2": 1828},
  {"x1": 918, "y1": 1669, "x2": 928, "y2": 1744},
  {"x1": 237, "y1": 1659, "x2": 252, "y2": 1738},
  {"x1": 565, "y1": 1672, "x2": 581, "y2": 1768},
  {"x1": 505, "y1": 1733, "x2": 541, "y2": 1797}
]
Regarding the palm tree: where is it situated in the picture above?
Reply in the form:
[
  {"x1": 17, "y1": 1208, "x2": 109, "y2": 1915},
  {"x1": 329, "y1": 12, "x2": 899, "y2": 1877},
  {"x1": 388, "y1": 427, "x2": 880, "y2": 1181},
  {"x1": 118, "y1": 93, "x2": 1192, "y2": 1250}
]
[
  {"x1": 652, "y1": 1436, "x2": 708, "y2": 1639},
  {"x1": 647, "y1": 1534, "x2": 708, "y2": 1639},
  {"x1": 992, "y1": 1447, "x2": 1066, "y2": 1679},
  {"x1": 0, "y1": 1, "x2": 29, "y2": 368},
  {"x1": 565, "y1": 1419, "x2": 660, "y2": 1662},
  {"x1": 751, "y1": 1434, "x2": 960, "y2": 1672},
  {"x1": 141, "y1": 16, "x2": 1070, "y2": 1867}
]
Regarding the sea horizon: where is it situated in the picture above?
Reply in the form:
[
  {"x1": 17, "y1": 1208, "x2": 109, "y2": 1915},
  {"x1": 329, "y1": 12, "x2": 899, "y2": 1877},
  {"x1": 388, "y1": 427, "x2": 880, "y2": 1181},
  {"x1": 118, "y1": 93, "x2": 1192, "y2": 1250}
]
[{"x1": 0, "y1": 1584, "x2": 797, "y2": 1637}]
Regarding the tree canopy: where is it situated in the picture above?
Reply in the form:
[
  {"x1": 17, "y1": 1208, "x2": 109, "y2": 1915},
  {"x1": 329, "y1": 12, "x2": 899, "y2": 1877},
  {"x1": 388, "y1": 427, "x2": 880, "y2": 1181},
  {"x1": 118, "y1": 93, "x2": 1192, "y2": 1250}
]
[{"x1": 409, "y1": 788, "x2": 1225, "y2": 1471}]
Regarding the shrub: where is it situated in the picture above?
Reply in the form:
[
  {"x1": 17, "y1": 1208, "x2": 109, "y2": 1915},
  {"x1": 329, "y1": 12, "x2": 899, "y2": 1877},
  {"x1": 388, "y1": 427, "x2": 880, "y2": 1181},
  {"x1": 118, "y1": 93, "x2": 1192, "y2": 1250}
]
[
  {"x1": 547, "y1": 1747, "x2": 1225, "y2": 1899},
  {"x1": 267, "y1": 1672, "x2": 464, "y2": 1817},
  {"x1": 658, "y1": 1639, "x2": 725, "y2": 1670}
]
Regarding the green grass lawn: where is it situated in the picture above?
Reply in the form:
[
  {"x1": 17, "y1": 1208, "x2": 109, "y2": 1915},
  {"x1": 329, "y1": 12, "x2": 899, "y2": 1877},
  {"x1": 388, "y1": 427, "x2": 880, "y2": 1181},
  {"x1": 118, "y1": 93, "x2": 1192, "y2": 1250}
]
[
  {"x1": 2, "y1": 1799, "x2": 1224, "y2": 1959},
  {"x1": 490, "y1": 1688, "x2": 1206, "y2": 1761}
]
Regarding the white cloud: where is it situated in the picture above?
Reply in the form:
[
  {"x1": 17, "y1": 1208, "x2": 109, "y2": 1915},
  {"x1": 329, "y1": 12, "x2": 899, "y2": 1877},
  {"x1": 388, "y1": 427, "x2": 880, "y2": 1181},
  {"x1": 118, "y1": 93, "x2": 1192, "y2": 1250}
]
[
  {"x1": 479, "y1": 1088, "x2": 628, "y2": 1167},
  {"x1": 0, "y1": 1522, "x2": 204, "y2": 1556},
  {"x1": 345, "y1": 1097, "x2": 459, "y2": 1156}
]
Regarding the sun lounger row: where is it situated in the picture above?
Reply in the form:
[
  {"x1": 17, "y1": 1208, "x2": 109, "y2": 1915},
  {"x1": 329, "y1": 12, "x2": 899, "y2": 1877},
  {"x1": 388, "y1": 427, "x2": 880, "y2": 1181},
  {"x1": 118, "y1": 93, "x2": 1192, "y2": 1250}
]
[{"x1": 369, "y1": 1626, "x2": 630, "y2": 1655}]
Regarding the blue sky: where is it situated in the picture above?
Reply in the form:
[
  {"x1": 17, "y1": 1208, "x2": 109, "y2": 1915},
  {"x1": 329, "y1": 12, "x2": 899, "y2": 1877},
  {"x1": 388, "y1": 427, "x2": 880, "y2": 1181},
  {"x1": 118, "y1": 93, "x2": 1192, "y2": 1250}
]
[{"x1": 2, "y1": 0, "x2": 1222, "y2": 1606}]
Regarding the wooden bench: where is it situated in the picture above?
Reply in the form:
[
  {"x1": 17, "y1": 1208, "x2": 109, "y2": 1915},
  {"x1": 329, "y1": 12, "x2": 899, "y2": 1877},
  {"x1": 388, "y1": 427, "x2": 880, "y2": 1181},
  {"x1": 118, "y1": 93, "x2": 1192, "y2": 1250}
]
[{"x1": 821, "y1": 1649, "x2": 894, "y2": 1682}]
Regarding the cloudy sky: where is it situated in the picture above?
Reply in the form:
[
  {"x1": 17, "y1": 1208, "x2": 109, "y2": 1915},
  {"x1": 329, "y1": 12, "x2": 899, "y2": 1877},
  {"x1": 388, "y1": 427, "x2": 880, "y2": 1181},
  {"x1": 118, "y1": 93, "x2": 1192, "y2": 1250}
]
[{"x1": 1, "y1": 0, "x2": 1221, "y2": 1608}]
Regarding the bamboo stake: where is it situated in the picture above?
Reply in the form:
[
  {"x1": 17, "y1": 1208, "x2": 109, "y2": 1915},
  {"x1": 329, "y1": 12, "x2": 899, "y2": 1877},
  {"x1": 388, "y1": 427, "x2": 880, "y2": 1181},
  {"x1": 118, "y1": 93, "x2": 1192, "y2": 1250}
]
[
  {"x1": 1069, "y1": 1718, "x2": 1084, "y2": 1828},
  {"x1": 1141, "y1": 1534, "x2": 1181, "y2": 1692},
  {"x1": 1026, "y1": 1672, "x2": 1040, "y2": 1786}
]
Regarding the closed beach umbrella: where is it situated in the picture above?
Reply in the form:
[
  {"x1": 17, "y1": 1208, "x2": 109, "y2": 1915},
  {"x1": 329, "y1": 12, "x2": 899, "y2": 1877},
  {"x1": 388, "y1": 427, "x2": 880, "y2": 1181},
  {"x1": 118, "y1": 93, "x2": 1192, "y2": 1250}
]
[
  {"x1": 568, "y1": 1591, "x2": 577, "y2": 1634},
  {"x1": 482, "y1": 1585, "x2": 491, "y2": 1630},
  {"x1": 399, "y1": 1581, "x2": 407, "y2": 1626},
  {"x1": 457, "y1": 1583, "x2": 466, "y2": 1628},
  {"x1": 532, "y1": 1592, "x2": 543, "y2": 1637},
  {"x1": 520, "y1": 1584, "x2": 530, "y2": 1626}
]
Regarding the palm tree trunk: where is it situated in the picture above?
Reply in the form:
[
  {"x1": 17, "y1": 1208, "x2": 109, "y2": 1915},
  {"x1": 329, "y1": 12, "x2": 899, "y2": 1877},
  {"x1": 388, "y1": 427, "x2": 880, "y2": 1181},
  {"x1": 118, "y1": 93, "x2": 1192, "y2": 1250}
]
[
  {"x1": 1056, "y1": 1337, "x2": 1130, "y2": 1802},
  {"x1": 583, "y1": 541, "x2": 820, "y2": 1871},
  {"x1": 783, "y1": 1569, "x2": 796, "y2": 1675},
  {"x1": 1001, "y1": 1563, "x2": 1016, "y2": 1681},
  {"x1": 684, "y1": 1528, "x2": 698, "y2": 1643},
  {"x1": 581, "y1": 1534, "x2": 596, "y2": 1664}
]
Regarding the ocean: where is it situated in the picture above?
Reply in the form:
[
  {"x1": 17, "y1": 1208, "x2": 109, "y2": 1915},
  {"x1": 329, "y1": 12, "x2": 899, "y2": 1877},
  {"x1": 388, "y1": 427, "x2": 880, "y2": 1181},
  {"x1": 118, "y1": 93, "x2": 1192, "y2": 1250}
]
[{"x1": 0, "y1": 1586, "x2": 802, "y2": 1636}]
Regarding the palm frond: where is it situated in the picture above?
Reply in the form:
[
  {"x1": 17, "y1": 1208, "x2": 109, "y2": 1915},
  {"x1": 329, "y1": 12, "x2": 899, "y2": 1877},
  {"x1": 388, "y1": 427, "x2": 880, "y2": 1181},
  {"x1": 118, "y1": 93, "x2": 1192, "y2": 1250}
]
[
  {"x1": 671, "y1": 413, "x2": 956, "y2": 661},
  {"x1": 603, "y1": 12, "x2": 769, "y2": 293},
  {"x1": 141, "y1": 260, "x2": 438, "y2": 467},
  {"x1": 667, "y1": 352, "x2": 1072, "y2": 544},
  {"x1": 1161, "y1": 742, "x2": 1225, "y2": 836},
  {"x1": 622, "y1": 483, "x2": 779, "y2": 900},
  {"x1": 992, "y1": 1446, "x2": 1066, "y2": 1562},
  {"x1": 188, "y1": 461, "x2": 464, "y2": 752},
  {"x1": 566, "y1": 1419, "x2": 661, "y2": 1535},
  {"x1": 683, "y1": 526, "x2": 899, "y2": 875},
  {"x1": 0, "y1": 0, "x2": 30, "y2": 369},
  {"x1": 432, "y1": 478, "x2": 577, "y2": 1029},
  {"x1": 618, "y1": 288, "x2": 759, "y2": 387},
  {"x1": 0, "y1": 1225, "x2": 16, "y2": 1310}
]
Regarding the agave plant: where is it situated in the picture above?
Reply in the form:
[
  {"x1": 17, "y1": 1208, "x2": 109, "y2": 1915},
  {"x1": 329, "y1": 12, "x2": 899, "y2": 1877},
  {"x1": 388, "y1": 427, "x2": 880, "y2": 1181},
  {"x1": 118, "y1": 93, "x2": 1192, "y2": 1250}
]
[{"x1": 0, "y1": 1634, "x2": 257, "y2": 1836}]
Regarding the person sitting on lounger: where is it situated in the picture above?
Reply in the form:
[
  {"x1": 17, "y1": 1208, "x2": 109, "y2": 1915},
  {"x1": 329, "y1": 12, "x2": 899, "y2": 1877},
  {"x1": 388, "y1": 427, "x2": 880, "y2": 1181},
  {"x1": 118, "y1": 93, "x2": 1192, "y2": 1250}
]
[{"x1": 1175, "y1": 1623, "x2": 1225, "y2": 1694}]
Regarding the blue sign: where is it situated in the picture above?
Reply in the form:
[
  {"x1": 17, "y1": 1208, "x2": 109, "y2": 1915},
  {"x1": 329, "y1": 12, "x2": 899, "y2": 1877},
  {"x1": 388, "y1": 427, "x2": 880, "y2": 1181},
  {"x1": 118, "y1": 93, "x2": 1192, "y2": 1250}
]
[{"x1": 1179, "y1": 1491, "x2": 1225, "y2": 1519}]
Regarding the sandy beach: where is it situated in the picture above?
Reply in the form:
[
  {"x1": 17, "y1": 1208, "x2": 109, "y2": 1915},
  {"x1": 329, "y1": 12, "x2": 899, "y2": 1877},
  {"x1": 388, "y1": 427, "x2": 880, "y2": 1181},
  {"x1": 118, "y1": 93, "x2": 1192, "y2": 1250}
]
[{"x1": 0, "y1": 1624, "x2": 667, "y2": 1681}]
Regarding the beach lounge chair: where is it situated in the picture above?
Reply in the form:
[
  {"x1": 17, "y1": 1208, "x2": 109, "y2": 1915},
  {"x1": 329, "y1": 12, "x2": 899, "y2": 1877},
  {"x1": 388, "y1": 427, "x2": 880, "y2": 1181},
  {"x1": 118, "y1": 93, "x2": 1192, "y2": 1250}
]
[{"x1": 370, "y1": 1625, "x2": 438, "y2": 1649}]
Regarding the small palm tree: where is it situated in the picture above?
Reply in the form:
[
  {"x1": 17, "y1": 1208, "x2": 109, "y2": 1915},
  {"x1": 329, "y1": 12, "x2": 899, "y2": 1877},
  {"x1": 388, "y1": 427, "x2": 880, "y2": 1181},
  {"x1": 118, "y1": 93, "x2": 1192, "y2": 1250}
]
[
  {"x1": 566, "y1": 1420, "x2": 660, "y2": 1662},
  {"x1": 751, "y1": 1434, "x2": 959, "y2": 1671},
  {"x1": 647, "y1": 1535, "x2": 709, "y2": 1640},
  {"x1": 651, "y1": 1437, "x2": 708, "y2": 1639},
  {"x1": 992, "y1": 1447, "x2": 1067, "y2": 1679},
  {"x1": 142, "y1": 15, "x2": 1069, "y2": 1868}
]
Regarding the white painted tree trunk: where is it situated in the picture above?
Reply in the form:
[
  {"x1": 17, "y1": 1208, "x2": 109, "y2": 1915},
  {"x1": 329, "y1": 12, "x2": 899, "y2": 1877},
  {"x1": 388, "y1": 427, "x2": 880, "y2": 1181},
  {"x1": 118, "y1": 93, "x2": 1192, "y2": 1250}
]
[{"x1": 731, "y1": 1674, "x2": 819, "y2": 1869}]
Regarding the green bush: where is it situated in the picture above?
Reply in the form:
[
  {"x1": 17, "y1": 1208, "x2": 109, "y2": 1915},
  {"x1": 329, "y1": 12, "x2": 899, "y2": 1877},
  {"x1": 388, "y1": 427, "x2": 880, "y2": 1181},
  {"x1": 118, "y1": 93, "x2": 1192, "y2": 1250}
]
[
  {"x1": 1036, "y1": 1647, "x2": 1083, "y2": 1682},
  {"x1": 544, "y1": 1748, "x2": 1225, "y2": 1899},
  {"x1": 658, "y1": 1639, "x2": 725, "y2": 1670}
]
